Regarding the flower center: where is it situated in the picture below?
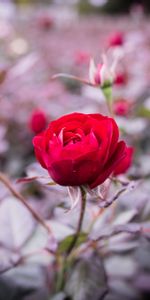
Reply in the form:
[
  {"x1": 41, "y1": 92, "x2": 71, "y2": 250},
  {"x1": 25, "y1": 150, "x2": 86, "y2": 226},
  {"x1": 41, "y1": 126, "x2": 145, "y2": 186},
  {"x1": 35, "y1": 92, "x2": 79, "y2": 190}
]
[{"x1": 64, "y1": 132, "x2": 82, "y2": 146}]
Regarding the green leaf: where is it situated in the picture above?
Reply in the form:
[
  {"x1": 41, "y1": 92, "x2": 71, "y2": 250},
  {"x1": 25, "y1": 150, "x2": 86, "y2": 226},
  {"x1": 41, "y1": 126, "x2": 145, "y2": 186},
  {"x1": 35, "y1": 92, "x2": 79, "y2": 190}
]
[
  {"x1": 46, "y1": 181, "x2": 57, "y2": 186},
  {"x1": 58, "y1": 233, "x2": 87, "y2": 254},
  {"x1": 137, "y1": 106, "x2": 150, "y2": 118},
  {"x1": 65, "y1": 251, "x2": 108, "y2": 300},
  {"x1": 0, "y1": 264, "x2": 49, "y2": 300}
]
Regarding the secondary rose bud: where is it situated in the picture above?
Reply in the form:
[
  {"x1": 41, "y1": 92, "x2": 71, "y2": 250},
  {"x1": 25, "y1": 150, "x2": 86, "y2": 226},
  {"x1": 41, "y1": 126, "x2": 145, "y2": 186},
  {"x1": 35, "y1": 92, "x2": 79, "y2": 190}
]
[
  {"x1": 114, "y1": 72, "x2": 127, "y2": 85},
  {"x1": 29, "y1": 109, "x2": 47, "y2": 134},
  {"x1": 33, "y1": 112, "x2": 133, "y2": 189},
  {"x1": 113, "y1": 99, "x2": 131, "y2": 116},
  {"x1": 108, "y1": 32, "x2": 124, "y2": 47}
]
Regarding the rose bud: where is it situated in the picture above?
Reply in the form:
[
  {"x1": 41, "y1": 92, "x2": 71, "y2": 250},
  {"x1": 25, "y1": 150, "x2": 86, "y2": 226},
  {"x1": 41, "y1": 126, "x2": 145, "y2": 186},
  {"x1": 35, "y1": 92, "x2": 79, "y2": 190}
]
[
  {"x1": 89, "y1": 58, "x2": 114, "y2": 86},
  {"x1": 114, "y1": 72, "x2": 127, "y2": 86},
  {"x1": 33, "y1": 112, "x2": 133, "y2": 189},
  {"x1": 108, "y1": 32, "x2": 124, "y2": 47},
  {"x1": 89, "y1": 59, "x2": 103, "y2": 85},
  {"x1": 29, "y1": 109, "x2": 47, "y2": 134},
  {"x1": 89, "y1": 52, "x2": 122, "y2": 87},
  {"x1": 113, "y1": 99, "x2": 131, "y2": 116}
]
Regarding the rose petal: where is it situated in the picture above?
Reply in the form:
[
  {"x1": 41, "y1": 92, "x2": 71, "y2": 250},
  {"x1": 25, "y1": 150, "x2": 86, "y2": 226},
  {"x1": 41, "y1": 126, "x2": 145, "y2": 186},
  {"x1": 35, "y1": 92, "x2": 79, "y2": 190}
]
[
  {"x1": 90, "y1": 141, "x2": 126, "y2": 188},
  {"x1": 114, "y1": 146, "x2": 134, "y2": 175}
]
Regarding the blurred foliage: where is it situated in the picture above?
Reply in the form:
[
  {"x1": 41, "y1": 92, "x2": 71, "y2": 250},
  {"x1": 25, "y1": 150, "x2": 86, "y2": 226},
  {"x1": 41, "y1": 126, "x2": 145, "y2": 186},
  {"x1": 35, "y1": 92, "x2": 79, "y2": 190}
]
[
  {"x1": 77, "y1": 0, "x2": 102, "y2": 14},
  {"x1": 12, "y1": 0, "x2": 150, "y2": 12},
  {"x1": 101, "y1": 0, "x2": 133, "y2": 14},
  {"x1": 65, "y1": 251, "x2": 107, "y2": 300},
  {"x1": 103, "y1": 0, "x2": 150, "y2": 14},
  {"x1": 77, "y1": 0, "x2": 150, "y2": 14},
  {"x1": 137, "y1": 106, "x2": 150, "y2": 119},
  {"x1": 14, "y1": 0, "x2": 52, "y2": 5}
]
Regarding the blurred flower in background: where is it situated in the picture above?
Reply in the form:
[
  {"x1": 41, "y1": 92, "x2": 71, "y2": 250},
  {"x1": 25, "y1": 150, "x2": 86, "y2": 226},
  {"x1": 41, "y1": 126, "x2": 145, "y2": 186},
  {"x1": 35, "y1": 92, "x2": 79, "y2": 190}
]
[
  {"x1": 107, "y1": 31, "x2": 124, "y2": 47},
  {"x1": 29, "y1": 109, "x2": 47, "y2": 134},
  {"x1": 113, "y1": 98, "x2": 132, "y2": 116}
]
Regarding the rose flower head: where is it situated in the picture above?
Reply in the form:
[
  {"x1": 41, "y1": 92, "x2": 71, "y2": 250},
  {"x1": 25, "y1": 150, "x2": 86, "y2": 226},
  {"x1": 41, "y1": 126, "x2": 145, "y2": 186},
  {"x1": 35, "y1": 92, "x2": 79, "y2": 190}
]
[
  {"x1": 29, "y1": 109, "x2": 47, "y2": 134},
  {"x1": 33, "y1": 113, "x2": 133, "y2": 189}
]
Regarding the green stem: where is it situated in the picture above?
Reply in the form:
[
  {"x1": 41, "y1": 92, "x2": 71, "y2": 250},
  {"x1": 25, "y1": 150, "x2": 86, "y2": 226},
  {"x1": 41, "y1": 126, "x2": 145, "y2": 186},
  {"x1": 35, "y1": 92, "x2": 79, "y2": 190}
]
[
  {"x1": 102, "y1": 84, "x2": 113, "y2": 116},
  {"x1": 56, "y1": 186, "x2": 87, "y2": 292},
  {"x1": 55, "y1": 255, "x2": 67, "y2": 293},
  {"x1": 66, "y1": 186, "x2": 87, "y2": 255}
]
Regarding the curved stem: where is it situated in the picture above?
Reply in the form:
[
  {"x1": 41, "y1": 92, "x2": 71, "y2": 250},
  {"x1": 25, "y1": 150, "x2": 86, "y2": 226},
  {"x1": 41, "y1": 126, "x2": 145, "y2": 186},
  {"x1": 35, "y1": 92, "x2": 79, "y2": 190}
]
[
  {"x1": 51, "y1": 73, "x2": 94, "y2": 86},
  {"x1": 66, "y1": 186, "x2": 87, "y2": 256},
  {"x1": 0, "y1": 172, "x2": 53, "y2": 238}
]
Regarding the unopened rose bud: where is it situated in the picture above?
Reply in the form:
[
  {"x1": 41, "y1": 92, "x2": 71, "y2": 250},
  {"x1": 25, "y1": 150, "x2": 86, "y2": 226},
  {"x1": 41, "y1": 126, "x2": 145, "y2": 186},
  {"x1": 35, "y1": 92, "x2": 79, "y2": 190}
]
[
  {"x1": 113, "y1": 99, "x2": 132, "y2": 116},
  {"x1": 114, "y1": 72, "x2": 127, "y2": 86},
  {"x1": 108, "y1": 32, "x2": 124, "y2": 48},
  {"x1": 29, "y1": 109, "x2": 47, "y2": 134},
  {"x1": 89, "y1": 58, "x2": 112, "y2": 87}
]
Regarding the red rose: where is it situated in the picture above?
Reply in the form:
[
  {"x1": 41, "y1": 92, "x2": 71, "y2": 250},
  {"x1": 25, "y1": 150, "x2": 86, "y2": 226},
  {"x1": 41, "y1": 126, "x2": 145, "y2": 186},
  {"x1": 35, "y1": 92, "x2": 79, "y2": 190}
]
[
  {"x1": 29, "y1": 109, "x2": 47, "y2": 134},
  {"x1": 33, "y1": 113, "x2": 133, "y2": 188}
]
